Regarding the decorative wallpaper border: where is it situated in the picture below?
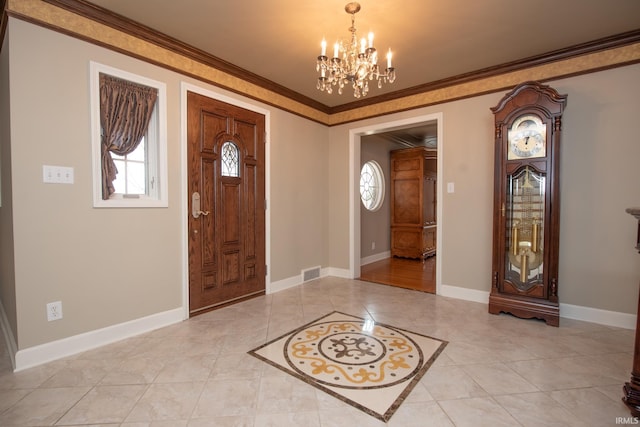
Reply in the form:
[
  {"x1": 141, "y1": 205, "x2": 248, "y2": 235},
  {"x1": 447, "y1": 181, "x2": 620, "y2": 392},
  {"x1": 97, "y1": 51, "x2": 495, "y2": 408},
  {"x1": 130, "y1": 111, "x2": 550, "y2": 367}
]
[{"x1": 5, "y1": 0, "x2": 640, "y2": 126}]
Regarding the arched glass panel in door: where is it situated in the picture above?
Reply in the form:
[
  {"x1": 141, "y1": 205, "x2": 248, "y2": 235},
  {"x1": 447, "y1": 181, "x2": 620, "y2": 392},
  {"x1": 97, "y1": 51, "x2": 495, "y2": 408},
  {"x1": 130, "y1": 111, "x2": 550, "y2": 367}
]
[{"x1": 221, "y1": 141, "x2": 240, "y2": 177}]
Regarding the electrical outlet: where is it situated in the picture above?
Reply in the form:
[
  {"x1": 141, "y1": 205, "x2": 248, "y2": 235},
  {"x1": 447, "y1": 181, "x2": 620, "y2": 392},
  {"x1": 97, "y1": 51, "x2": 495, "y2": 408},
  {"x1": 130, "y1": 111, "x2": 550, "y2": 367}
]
[
  {"x1": 371, "y1": 241, "x2": 376, "y2": 250},
  {"x1": 46, "y1": 301, "x2": 63, "y2": 321}
]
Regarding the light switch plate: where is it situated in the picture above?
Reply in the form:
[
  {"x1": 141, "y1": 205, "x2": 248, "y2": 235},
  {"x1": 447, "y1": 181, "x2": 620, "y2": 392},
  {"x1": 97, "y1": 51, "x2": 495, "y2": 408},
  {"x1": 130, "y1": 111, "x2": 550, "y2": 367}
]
[
  {"x1": 447, "y1": 182, "x2": 455, "y2": 193},
  {"x1": 43, "y1": 165, "x2": 74, "y2": 184}
]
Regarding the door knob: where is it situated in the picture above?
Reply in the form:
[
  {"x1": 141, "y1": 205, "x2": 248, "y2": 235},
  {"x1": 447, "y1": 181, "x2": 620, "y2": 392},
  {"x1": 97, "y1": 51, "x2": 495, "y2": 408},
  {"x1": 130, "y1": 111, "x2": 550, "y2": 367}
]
[{"x1": 192, "y1": 192, "x2": 210, "y2": 219}]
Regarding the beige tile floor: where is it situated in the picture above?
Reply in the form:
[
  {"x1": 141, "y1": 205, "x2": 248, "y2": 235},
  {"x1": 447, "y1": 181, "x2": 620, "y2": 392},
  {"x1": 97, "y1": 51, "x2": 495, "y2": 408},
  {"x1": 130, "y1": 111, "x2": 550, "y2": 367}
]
[{"x1": 0, "y1": 277, "x2": 634, "y2": 426}]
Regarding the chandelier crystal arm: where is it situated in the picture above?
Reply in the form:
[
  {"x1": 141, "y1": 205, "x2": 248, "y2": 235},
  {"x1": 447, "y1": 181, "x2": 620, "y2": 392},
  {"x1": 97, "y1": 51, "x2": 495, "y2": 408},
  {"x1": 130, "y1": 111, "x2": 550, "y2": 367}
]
[{"x1": 316, "y1": 2, "x2": 396, "y2": 98}]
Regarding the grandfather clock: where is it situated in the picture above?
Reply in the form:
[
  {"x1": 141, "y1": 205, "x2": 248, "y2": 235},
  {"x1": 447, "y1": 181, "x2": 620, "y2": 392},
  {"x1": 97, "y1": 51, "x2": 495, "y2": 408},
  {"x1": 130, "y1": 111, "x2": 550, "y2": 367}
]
[{"x1": 488, "y1": 81, "x2": 567, "y2": 326}]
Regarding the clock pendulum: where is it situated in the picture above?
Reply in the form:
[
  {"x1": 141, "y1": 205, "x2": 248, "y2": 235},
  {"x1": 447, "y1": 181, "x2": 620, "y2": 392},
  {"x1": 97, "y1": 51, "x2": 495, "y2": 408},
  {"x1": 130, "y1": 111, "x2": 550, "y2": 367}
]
[{"x1": 507, "y1": 167, "x2": 543, "y2": 286}]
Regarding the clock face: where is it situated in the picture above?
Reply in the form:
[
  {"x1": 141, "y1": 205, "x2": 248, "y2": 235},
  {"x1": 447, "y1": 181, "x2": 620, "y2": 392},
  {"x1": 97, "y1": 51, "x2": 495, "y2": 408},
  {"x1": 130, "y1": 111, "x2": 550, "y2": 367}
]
[{"x1": 508, "y1": 115, "x2": 546, "y2": 160}]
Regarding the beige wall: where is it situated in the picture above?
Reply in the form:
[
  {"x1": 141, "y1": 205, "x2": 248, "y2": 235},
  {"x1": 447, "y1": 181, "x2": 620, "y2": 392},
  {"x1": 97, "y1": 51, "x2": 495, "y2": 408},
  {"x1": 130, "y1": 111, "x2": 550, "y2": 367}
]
[
  {"x1": 2, "y1": 15, "x2": 639, "y2": 359},
  {"x1": 9, "y1": 20, "x2": 183, "y2": 349},
  {"x1": 0, "y1": 26, "x2": 18, "y2": 344},
  {"x1": 555, "y1": 68, "x2": 640, "y2": 312},
  {"x1": 267, "y1": 107, "x2": 330, "y2": 280},
  {"x1": 4, "y1": 19, "x2": 330, "y2": 350},
  {"x1": 329, "y1": 64, "x2": 640, "y2": 314},
  {"x1": 359, "y1": 135, "x2": 397, "y2": 259}
]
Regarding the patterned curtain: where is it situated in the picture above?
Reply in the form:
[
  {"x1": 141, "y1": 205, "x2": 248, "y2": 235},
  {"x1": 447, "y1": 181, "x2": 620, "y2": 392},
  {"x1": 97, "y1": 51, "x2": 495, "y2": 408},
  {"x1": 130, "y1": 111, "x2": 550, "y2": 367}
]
[{"x1": 99, "y1": 73, "x2": 158, "y2": 199}]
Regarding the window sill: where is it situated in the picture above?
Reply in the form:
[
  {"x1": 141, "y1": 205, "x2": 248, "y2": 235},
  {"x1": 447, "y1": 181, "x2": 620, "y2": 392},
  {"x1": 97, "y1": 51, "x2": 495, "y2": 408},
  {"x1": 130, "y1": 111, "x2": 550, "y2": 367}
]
[{"x1": 93, "y1": 195, "x2": 168, "y2": 208}]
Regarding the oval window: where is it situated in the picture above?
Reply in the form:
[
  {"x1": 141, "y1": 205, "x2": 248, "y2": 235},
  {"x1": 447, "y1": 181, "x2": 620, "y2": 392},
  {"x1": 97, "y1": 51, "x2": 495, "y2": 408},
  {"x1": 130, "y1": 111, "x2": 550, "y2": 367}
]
[{"x1": 360, "y1": 160, "x2": 385, "y2": 211}]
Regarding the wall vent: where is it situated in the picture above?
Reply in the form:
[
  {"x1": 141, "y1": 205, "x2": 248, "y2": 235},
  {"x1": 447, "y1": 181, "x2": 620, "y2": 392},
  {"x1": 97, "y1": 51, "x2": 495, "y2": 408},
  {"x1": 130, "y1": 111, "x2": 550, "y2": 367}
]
[{"x1": 302, "y1": 266, "x2": 321, "y2": 283}]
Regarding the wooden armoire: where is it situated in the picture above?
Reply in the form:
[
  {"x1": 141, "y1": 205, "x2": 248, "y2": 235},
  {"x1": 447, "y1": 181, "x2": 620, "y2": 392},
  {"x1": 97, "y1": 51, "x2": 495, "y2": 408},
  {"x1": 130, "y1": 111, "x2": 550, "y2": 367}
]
[{"x1": 390, "y1": 147, "x2": 437, "y2": 259}]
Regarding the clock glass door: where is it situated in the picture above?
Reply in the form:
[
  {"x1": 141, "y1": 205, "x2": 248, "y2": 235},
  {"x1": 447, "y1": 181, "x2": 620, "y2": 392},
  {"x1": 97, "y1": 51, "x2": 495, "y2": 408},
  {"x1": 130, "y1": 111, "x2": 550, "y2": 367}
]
[{"x1": 505, "y1": 166, "x2": 545, "y2": 294}]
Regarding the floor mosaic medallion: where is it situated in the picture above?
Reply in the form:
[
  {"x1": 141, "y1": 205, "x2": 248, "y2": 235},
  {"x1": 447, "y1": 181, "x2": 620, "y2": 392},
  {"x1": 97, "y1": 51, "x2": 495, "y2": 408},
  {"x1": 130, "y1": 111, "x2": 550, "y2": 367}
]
[{"x1": 248, "y1": 311, "x2": 447, "y2": 422}]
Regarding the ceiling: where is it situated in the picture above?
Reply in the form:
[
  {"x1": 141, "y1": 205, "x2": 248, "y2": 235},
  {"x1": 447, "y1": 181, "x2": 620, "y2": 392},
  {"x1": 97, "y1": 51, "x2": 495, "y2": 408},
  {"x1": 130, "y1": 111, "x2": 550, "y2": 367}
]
[
  {"x1": 82, "y1": 0, "x2": 640, "y2": 109},
  {"x1": 372, "y1": 122, "x2": 438, "y2": 149}
]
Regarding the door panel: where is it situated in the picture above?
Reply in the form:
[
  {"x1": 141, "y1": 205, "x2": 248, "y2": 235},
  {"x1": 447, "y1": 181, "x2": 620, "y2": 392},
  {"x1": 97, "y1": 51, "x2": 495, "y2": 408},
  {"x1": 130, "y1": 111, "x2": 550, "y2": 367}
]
[
  {"x1": 245, "y1": 165, "x2": 257, "y2": 259},
  {"x1": 222, "y1": 180, "x2": 240, "y2": 243},
  {"x1": 187, "y1": 91, "x2": 265, "y2": 315}
]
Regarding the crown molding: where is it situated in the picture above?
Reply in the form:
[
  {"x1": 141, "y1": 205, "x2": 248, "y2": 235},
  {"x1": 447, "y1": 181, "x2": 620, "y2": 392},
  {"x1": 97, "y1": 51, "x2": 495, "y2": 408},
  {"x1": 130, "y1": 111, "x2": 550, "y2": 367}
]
[
  {"x1": 41, "y1": 0, "x2": 332, "y2": 115},
  {"x1": 4, "y1": 0, "x2": 640, "y2": 126},
  {"x1": 331, "y1": 29, "x2": 640, "y2": 115}
]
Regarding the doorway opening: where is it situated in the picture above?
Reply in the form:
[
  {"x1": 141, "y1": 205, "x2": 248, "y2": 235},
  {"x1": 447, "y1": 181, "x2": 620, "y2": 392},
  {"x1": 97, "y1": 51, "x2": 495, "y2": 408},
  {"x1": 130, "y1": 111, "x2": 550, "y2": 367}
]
[{"x1": 349, "y1": 113, "x2": 443, "y2": 295}]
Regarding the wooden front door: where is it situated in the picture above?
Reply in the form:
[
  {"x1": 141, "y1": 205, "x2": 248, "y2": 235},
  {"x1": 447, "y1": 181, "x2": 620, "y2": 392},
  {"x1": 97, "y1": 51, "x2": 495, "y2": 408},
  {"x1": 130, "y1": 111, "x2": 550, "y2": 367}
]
[{"x1": 187, "y1": 91, "x2": 265, "y2": 315}]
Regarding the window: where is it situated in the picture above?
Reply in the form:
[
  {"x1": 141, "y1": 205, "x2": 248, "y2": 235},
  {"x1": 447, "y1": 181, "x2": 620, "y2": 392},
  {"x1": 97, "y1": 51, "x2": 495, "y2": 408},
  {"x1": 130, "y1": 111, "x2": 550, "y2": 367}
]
[
  {"x1": 221, "y1": 141, "x2": 240, "y2": 177},
  {"x1": 360, "y1": 160, "x2": 385, "y2": 211},
  {"x1": 111, "y1": 132, "x2": 162, "y2": 197},
  {"x1": 90, "y1": 62, "x2": 167, "y2": 207},
  {"x1": 111, "y1": 139, "x2": 147, "y2": 195}
]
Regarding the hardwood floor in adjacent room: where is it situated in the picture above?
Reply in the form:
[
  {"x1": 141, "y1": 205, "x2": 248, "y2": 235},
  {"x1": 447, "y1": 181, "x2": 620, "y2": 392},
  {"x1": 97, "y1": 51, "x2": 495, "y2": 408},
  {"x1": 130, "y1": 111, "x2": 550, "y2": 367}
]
[{"x1": 359, "y1": 256, "x2": 436, "y2": 293}]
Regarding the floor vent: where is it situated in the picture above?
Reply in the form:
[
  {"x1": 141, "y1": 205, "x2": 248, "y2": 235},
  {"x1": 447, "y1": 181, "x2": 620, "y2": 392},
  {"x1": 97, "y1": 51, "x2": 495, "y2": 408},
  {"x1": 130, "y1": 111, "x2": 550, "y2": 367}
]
[{"x1": 302, "y1": 266, "x2": 321, "y2": 283}]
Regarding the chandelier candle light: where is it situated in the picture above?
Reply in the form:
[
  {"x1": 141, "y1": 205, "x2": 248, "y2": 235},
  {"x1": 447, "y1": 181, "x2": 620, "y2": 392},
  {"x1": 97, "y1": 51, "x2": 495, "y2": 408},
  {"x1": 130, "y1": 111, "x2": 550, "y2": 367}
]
[{"x1": 316, "y1": 2, "x2": 396, "y2": 98}]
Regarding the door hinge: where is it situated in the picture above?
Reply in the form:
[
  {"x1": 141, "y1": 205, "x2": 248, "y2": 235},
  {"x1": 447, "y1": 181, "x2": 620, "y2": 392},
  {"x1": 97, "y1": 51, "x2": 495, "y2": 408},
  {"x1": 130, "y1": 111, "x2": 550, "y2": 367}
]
[{"x1": 265, "y1": 265, "x2": 268, "y2": 276}]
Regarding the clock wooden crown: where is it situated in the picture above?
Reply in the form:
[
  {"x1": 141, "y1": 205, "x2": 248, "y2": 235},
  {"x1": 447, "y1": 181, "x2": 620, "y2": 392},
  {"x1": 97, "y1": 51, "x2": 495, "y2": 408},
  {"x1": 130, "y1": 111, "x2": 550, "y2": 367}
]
[
  {"x1": 491, "y1": 81, "x2": 567, "y2": 129},
  {"x1": 489, "y1": 81, "x2": 567, "y2": 327}
]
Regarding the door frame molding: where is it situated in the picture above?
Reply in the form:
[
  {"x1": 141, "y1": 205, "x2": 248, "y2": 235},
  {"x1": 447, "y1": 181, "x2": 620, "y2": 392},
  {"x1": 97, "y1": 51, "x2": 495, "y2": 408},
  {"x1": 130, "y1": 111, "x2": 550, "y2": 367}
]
[
  {"x1": 348, "y1": 112, "x2": 444, "y2": 295},
  {"x1": 180, "y1": 82, "x2": 271, "y2": 319}
]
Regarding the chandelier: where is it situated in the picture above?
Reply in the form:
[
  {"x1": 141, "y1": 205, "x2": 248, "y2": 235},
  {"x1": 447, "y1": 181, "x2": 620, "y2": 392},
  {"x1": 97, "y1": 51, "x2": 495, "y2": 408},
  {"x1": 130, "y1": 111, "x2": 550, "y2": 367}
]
[{"x1": 316, "y1": 2, "x2": 396, "y2": 98}]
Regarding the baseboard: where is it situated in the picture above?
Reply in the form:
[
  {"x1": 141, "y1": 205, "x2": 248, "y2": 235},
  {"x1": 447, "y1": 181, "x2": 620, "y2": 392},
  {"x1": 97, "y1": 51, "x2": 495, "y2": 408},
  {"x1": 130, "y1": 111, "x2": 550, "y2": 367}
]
[
  {"x1": 269, "y1": 266, "x2": 340, "y2": 294},
  {"x1": 438, "y1": 283, "x2": 636, "y2": 329},
  {"x1": 14, "y1": 307, "x2": 184, "y2": 372},
  {"x1": 0, "y1": 300, "x2": 18, "y2": 370},
  {"x1": 361, "y1": 251, "x2": 391, "y2": 266},
  {"x1": 325, "y1": 267, "x2": 351, "y2": 279},
  {"x1": 439, "y1": 284, "x2": 490, "y2": 304},
  {"x1": 559, "y1": 302, "x2": 636, "y2": 329},
  {"x1": 269, "y1": 274, "x2": 303, "y2": 294}
]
